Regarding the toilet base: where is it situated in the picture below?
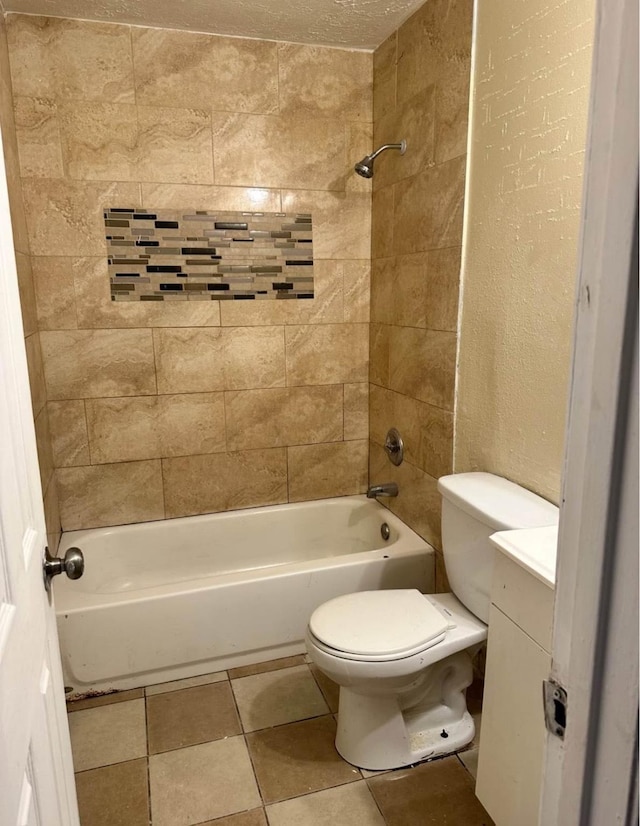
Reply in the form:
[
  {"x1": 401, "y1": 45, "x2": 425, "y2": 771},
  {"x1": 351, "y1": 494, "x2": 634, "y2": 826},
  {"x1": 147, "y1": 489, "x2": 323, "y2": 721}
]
[{"x1": 334, "y1": 651, "x2": 475, "y2": 770}]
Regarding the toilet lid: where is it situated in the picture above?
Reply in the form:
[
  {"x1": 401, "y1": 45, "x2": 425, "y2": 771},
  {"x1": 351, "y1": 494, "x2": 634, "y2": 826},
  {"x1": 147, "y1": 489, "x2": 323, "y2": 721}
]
[{"x1": 309, "y1": 590, "x2": 449, "y2": 659}]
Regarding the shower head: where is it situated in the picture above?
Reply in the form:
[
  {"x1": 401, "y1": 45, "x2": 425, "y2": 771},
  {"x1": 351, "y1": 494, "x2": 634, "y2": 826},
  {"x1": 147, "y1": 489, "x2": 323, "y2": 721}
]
[{"x1": 354, "y1": 140, "x2": 406, "y2": 178}]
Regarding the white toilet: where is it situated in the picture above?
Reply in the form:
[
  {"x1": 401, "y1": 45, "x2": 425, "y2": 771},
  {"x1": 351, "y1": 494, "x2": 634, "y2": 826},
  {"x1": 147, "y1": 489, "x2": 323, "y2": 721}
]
[{"x1": 305, "y1": 472, "x2": 559, "y2": 771}]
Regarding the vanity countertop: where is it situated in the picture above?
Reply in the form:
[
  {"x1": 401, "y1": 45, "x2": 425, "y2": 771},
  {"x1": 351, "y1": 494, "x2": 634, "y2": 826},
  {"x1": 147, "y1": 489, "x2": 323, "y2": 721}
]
[{"x1": 489, "y1": 525, "x2": 558, "y2": 589}]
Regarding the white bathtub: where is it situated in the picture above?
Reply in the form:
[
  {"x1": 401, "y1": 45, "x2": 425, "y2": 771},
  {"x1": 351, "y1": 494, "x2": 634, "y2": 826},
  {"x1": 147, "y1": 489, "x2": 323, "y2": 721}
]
[{"x1": 56, "y1": 495, "x2": 434, "y2": 696}]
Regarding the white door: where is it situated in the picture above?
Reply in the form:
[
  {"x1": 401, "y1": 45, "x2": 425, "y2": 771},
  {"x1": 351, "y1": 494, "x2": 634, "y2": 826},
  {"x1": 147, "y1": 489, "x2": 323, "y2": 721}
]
[{"x1": 0, "y1": 135, "x2": 80, "y2": 822}]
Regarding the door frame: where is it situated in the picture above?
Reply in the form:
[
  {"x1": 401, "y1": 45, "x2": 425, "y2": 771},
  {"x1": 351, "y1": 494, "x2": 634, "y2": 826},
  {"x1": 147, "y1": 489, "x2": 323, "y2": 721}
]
[{"x1": 539, "y1": 0, "x2": 639, "y2": 820}]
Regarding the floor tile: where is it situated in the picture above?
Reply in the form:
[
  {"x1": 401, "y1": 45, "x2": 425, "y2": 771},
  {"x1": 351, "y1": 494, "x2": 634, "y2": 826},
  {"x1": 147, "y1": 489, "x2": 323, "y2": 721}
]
[
  {"x1": 149, "y1": 736, "x2": 261, "y2": 826},
  {"x1": 199, "y1": 810, "x2": 268, "y2": 826},
  {"x1": 367, "y1": 756, "x2": 495, "y2": 825},
  {"x1": 246, "y1": 714, "x2": 360, "y2": 804},
  {"x1": 228, "y1": 655, "x2": 306, "y2": 679},
  {"x1": 67, "y1": 687, "x2": 144, "y2": 711},
  {"x1": 266, "y1": 781, "x2": 385, "y2": 826},
  {"x1": 146, "y1": 670, "x2": 227, "y2": 696},
  {"x1": 75, "y1": 758, "x2": 149, "y2": 826},
  {"x1": 309, "y1": 663, "x2": 340, "y2": 713},
  {"x1": 68, "y1": 699, "x2": 147, "y2": 771},
  {"x1": 232, "y1": 664, "x2": 329, "y2": 731},
  {"x1": 458, "y1": 747, "x2": 479, "y2": 779},
  {"x1": 147, "y1": 681, "x2": 241, "y2": 754}
]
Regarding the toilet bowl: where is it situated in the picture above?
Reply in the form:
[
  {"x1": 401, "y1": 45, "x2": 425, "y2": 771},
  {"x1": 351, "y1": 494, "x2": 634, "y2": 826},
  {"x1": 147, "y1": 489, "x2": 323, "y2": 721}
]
[{"x1": 306, "y1": 472, "x2": 559, "y2": 771}]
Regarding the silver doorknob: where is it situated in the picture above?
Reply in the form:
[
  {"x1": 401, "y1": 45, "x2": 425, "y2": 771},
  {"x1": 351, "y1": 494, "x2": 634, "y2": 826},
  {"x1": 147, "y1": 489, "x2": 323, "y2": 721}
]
[{"x1": 43, "y1": 546, "x2": 84, "y2": 589}]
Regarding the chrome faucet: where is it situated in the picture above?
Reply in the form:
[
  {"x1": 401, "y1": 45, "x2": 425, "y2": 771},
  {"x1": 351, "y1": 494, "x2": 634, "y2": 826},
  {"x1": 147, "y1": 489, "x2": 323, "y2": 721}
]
[{"x1": 366, "y1": 482, "x2": 399, "y2": 499}]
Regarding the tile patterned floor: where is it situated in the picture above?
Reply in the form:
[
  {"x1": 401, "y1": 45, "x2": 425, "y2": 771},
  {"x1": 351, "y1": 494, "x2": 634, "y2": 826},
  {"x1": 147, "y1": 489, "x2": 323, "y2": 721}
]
[{"x1": 67, "y1": 655, "x2": 493, "y2": 826}]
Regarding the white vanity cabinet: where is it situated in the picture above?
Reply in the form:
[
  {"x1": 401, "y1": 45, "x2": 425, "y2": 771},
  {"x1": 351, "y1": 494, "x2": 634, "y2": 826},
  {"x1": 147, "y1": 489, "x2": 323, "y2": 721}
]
[{"x1": 475, "y1": 528, "x2": 557, "y2": 826}]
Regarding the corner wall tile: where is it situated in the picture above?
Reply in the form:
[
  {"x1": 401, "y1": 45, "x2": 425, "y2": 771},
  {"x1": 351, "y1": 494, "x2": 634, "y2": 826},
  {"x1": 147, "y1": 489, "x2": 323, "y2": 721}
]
[
  {"x1": 163, "y1": 449, "x2": 288, "y2": 518},
  {"x1": 7, "y1": 15, "x2": 135, "y2": 103},
  {"x1": 14, "y1": 251, "x2": 38, "y2": 337},
  {"x1": 34, "y1": 405, "x2": 54, "y2": 492},
  {"x1": 48, "y1": 399, "x2": 90, "y2": 467},
  {"x1": 373, "y1": 32, "x2": 397, "y2": 120},
  {"x1": 40, "y1": 329, "x2": 156, "y2": 400},
  {"x1": 286, "y1": 324, "x2": 368, "y2": 386},
  {"x1": 13, "y1": 96, "x2": 63, "y2": 178},
  {"x1": 32, "y1": 256, "x2": 78, "y2": 330},
  {"x1": 388, "y1": 326, "x2": 456, "y2": 410},
  {"x1": 344, "y1": 383, "x2": 369, "y2": 440},
  {"x1": 56, "y1": 460, "x2": 164, "y2": 530},
  {"x1": 288, "y1": 440, "x2": 368, "y2": 502},
  {"x1": 25, "y1": 332, "x2": 46, "y2": 418},
  {"x1": 278, "y1": 44, "x2": 372, "y2": 121}
]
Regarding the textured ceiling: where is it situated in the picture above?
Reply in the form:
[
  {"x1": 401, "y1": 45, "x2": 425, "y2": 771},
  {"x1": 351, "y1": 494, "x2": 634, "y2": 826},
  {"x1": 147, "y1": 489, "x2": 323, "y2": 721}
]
[{"x1": 2, "y1": 0, "x2": 426, "y2": 49}]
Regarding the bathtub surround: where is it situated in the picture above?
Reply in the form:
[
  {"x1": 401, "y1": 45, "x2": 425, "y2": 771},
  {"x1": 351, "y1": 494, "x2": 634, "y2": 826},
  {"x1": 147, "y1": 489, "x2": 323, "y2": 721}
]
[
  {"x1": 0, "y1": 16, "x2": 61, "y2": 550},
  {"x1": 6, "y1": 14, "x2": 372, "y2": 530},
  {"x1": 105, "y1": 207, "x2": 315, "y2": 301},
  {"x1": 368, "y1": 0, "x2": 472, "y2": 567},
  {"x1": 455, "y1": 0, "x2": 595, "y2": 503}
]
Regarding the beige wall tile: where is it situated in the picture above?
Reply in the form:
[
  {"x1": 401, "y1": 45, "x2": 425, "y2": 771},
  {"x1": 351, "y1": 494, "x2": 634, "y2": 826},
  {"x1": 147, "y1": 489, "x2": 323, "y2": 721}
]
[
  {"x1": 286, "y1": 323, "x2": 368, "y2": 386},
  {"x1": 369, "y1": 384, "x2": 453, "y2": 478},
  {"x1": 43, "y1": 474, "x2": 62, "y2": 553},
  {"x1": 288, "y1": 440, "x2": 368, "y2": 502},
  {"x1": 373, "y1": 86, "x2": 436, "y2": 191},
  {"x1": 388, "y1": 327, "x2": 456, "y2": 410},
  {"x1": 56, "y1": 460, "x2": 164, "y2": 530},
  {"x1": 212, "y1": 112, "x2": 345, "y2": 191},
  {"x1": 131, "y1": 27, "x2": 278, "y2": 114},
  {"x1": 13, "y1": 96, "x2": 63, "y2": 177},
  {"x1": 425, "y1": 246, "x2": 461, "y2": 331},
  {"x1": 22, "y1": 179, "x2": 141, "y2": 255},
  {"x1": 58, "y1": 102, "x2": 138, "y2": 181},
  {"x1": 34, "y1": 405, "x2": 54, "y2": 492},
  {"x1": 154, "y1": 327, "x2": 285, "y2": 394},
  {"x1": 370, "y1": 257, "x2": 394, "y2": 325},
  {"x1": 369, "y1": 323, "x2": 390, "y2": 388},
  {"x1": 15, "y1": 251, "x2": 38, "y2": 337},
  {"x1": 72, "y1": 257, "x2": 221, "y2": 329},
  {"x1": 86, "y1": 394, "x2": 226, "y2": 463},
  {"x1": 369, "y1": 442, "x2": 441, "y2": 548},
  {"x1": 225, "y1": 386, "x2": 343, "y2": 451},
  {"x1": 48, "y1": 399, "x2": 90, "y2": 467},
  {"x1": 278, "y1": 44, "x2": 372, "y2": 121},
  {"x1": 371, "y1": 185, "x2": 394, "y2": 260},
  {"x1": 344, "y1": 383, "x2": 369, "y2": 440},
  {"x1": 140, "y1": 183, "x2": 281, "y2": 213},
  {"x1": 32, "y1": 256, "x2": 78, "y2": 330},
  {"x1": 343, "y1": 260, "x2": 370, "y2": 323},
  {"x1": 373, "y1": 33, "x2": 397, "y2": 120},
  {"x1": 41, "y1": 329, "x2": 156, "y2": 400},
  {"x1": 0, "y1": 16, "x2": 30, "y2": 255},
  {"x1": 393, "y1": 155, "x2": 466, "y2": 255},
  {"x1": 281, "y1": 190, "x2": 371, "y2": 260},
  {"x1": 435, "y1": 66, "x2": 470, "y2": 164},
  {"x1": 7, "y1": 16, "x2": 135, "y2": 103},
  {"x1": 346, "y1": 121, "x2": 373, "y2": 194},
  {"x1": 137, "y1": 106, "x2": 213, "y2": 184},
  {"x1": 396, "y1": 0, "x2": 441, "y2": 107},
  {"x1": 163, "y1": 449, "x2": 287, "y2": 518},
  {"x1": 25, "y1": 332, "x2": 46, "y2": 418},
  {"x1": 435, "y1": 550, "x2": 452, "y2": 593}
]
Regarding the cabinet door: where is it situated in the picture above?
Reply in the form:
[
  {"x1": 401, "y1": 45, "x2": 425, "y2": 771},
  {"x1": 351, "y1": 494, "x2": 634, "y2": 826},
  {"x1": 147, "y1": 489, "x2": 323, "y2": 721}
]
[{"x1": 476, "y1": 605, "x2": 551, "y2": 826}]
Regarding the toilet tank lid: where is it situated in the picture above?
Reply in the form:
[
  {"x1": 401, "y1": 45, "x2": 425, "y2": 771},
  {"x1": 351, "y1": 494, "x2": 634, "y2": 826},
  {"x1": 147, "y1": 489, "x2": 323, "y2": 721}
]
[{"x1": 437, "y1": 472, "x2": 559, "y2": 530}]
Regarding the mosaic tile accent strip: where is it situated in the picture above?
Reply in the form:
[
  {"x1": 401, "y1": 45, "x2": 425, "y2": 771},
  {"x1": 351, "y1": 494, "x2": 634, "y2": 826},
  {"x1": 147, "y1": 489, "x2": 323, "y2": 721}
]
[{"x1": 105, "y1": 208, "x2": 314, "y2": 301}]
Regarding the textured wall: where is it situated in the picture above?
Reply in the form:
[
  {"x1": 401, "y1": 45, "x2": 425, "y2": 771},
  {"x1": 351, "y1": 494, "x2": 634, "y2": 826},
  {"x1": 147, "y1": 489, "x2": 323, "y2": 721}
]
[
  {"x1": 0, "y1": 15, "x2": 61, "y2": 551},
  {"x1": 455, "y1": 0, "x2": 594, "y2": 504},
  {"x1": 369, "y1": 0, "x2": 472, "y2": 587},
  {"x1": 7, "y1": 15, "x2": 372, "y2": 530}
]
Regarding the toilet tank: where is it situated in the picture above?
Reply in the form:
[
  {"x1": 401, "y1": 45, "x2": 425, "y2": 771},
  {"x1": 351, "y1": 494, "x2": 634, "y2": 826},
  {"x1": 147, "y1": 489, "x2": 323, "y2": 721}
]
[{"x1": 437, "y1": 473, "x2": 559, "y2": 623}]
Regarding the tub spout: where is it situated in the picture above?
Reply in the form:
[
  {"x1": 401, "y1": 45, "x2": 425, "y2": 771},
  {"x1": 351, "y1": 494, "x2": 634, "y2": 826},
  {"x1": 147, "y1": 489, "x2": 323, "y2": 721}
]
[{"x1": 366, "y1": 483, "x2": 399, "y2": 499}]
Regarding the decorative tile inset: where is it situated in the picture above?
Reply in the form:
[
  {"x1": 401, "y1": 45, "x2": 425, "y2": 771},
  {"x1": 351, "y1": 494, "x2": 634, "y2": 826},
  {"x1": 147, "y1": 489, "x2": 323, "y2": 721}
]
[{"x1": 105, "y1": 208, "x2": 314, "y2": 301}]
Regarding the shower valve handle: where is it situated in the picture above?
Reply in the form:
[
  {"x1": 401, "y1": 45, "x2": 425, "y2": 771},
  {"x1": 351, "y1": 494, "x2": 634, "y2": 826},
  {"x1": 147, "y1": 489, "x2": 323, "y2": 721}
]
[{"x1": 43, "y1": 546, "x2": 85, "y2": 590}]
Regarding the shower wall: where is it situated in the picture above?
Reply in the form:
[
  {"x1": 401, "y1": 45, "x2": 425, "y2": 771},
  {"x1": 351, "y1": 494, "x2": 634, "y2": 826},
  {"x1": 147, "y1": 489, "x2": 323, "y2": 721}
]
[
  {"x1": 6, "y1": 15, "x2": 373, "y2": 530},
  {"x1": 0, "y1": 16, "x2": 61, "y2": 551},
  {"x1": 368, "y1": 0, "x2": 472, "y2": 584}
]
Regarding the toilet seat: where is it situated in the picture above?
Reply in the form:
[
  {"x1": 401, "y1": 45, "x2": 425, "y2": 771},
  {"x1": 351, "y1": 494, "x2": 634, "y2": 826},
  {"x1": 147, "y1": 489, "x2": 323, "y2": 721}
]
[{"x1": 308, "y1": 590, "x2": 449, "y2": 662}]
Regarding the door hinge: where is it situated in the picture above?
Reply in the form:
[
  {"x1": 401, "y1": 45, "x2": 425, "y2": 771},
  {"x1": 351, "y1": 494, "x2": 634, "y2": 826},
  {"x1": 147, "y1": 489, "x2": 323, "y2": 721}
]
[{"x1": 543, "y1": 679, "x2": 567, "y2": 739}]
